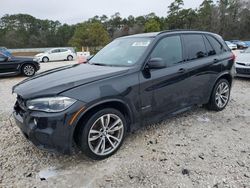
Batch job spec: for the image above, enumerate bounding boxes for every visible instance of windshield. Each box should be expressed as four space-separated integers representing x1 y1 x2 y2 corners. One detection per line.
89 37 152 67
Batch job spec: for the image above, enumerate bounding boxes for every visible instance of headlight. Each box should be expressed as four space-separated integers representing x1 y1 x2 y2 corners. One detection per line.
26 96 77 112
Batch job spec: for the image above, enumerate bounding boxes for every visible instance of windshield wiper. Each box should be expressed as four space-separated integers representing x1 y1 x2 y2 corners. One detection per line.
89 62 108 66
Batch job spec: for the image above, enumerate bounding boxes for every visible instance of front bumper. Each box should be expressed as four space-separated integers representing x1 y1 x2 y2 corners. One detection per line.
13 99 85 154
33 57 42 62
235 64 250 78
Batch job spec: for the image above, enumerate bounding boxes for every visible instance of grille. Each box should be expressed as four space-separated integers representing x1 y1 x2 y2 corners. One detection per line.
236 68 250 75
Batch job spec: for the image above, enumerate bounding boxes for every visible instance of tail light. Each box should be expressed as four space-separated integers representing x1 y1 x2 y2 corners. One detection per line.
231 53 236 63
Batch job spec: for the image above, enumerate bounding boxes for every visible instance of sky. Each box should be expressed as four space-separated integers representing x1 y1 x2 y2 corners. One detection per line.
1 0 204 24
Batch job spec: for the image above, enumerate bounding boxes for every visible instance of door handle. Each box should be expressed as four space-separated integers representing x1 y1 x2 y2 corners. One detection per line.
178 68 186 73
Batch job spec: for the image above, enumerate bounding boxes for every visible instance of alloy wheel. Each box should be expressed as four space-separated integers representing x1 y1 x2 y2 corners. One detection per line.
215 82 230 108
88 114 124 156
68 56 73 61
23 65 35 76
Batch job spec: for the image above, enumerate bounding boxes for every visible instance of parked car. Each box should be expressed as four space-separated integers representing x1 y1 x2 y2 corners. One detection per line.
235 48 250 78
0 46 12 57
13 30 235 160
34 48 76 63
243 41 250 47
0 52 40 77
225 41 237 50
230 40 248 49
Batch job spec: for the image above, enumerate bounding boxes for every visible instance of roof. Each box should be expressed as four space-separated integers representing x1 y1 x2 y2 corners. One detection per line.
122 30 218 38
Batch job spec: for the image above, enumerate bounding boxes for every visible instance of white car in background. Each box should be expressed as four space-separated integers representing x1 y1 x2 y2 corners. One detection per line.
225 41 237 50
235 48 250 78
34 48 76 63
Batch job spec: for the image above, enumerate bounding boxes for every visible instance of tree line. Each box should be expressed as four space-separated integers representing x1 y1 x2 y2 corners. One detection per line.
0 0 249 50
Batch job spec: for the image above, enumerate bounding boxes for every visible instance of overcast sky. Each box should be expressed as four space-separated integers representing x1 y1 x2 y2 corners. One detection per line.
1 0 203 24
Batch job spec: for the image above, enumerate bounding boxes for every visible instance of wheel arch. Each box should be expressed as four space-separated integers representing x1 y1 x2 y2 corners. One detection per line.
215 73 233 86
20 62 36 72
207 72 233 104
72 99 133 144
42 56 49 62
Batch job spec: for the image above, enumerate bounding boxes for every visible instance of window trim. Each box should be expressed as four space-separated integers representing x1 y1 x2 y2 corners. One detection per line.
205 34 226 55
202 34 216 57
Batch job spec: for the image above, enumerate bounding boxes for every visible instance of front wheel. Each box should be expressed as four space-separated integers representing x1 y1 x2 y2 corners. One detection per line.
67 55 73 61
206 79 231 111
77 108 127 160
22 64 36 77
42 57 49 63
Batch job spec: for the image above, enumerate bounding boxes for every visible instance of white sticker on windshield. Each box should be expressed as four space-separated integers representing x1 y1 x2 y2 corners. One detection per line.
127 60 133 64
132 41 150 47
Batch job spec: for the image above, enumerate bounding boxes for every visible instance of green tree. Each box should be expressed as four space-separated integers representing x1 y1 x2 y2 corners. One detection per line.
197 0 215 31
144 19 161 32
69 22 110 50
167 0 184 29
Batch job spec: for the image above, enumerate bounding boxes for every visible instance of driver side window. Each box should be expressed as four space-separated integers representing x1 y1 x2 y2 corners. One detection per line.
51 49 59 53
150 35 183 67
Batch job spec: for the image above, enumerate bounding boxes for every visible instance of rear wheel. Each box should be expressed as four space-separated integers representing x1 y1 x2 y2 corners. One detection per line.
22 64 36 77
206 79 231 111
77 108 127 160
42 57 49 63
67 55 73 61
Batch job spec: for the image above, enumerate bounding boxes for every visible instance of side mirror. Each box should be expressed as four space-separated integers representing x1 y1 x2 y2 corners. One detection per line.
147 58 166 69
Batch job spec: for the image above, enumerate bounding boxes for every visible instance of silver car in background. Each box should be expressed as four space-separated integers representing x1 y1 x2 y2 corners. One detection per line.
225 41 237 50
34 48 76 63
235 48 250 78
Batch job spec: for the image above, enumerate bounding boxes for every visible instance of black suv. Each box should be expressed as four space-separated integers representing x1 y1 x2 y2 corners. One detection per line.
0 53 40 77
13 30 235 160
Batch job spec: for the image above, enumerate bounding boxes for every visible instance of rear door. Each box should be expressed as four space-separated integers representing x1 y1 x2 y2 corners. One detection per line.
59 49 68 60
181 34 221 105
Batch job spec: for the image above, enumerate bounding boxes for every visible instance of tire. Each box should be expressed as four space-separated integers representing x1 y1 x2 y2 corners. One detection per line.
67 55 73 61
42 57 49 63
22 64 36 77
206 79 231 111
77 108 127 160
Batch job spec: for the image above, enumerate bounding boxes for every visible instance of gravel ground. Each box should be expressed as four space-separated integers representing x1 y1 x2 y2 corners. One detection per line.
0 61 250 188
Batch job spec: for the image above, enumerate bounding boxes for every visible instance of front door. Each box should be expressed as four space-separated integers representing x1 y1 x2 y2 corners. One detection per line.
139 35 191 123
50 49 61 61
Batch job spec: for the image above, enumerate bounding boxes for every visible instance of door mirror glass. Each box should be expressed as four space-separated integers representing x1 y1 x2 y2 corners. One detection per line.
147 58 166 69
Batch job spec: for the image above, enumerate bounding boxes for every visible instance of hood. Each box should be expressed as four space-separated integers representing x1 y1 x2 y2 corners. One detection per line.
11 56 34 61
236 53 250 63
13 64 130 99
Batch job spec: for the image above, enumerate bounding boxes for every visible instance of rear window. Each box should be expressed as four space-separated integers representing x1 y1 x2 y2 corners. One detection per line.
60 49 68 52
183 34 207 61
203 36 216 56
206 35 225 54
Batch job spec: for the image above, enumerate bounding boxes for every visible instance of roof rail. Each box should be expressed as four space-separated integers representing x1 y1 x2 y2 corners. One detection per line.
157 29 210 35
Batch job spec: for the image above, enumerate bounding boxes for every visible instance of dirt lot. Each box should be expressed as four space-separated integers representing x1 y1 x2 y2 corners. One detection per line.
0 61 250 188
